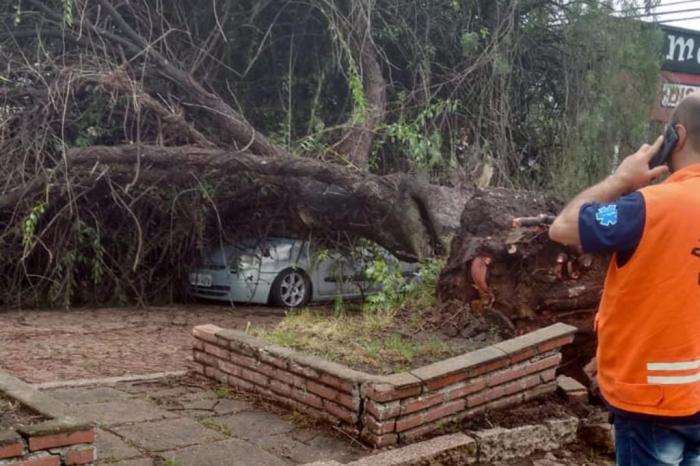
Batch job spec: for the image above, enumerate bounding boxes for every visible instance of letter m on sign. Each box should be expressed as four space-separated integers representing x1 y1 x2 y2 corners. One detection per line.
666 35 695 62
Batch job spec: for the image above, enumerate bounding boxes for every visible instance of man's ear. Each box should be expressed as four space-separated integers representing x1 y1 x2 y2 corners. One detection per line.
675 124 688 152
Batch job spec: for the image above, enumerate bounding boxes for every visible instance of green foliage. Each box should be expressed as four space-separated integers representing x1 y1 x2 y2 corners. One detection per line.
380 99 459 172
21 200 47 255
161 458 182 466
555 11 663 196
199 418 232 436
347 58 367 123
63 0 73 27
365 257 444 312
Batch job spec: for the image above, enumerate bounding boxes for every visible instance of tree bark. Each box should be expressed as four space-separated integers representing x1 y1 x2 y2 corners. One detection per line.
332 1 387 168
66 144 471 261
437 188 607 320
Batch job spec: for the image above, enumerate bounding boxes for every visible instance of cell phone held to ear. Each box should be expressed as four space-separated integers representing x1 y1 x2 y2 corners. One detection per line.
649 125 679 169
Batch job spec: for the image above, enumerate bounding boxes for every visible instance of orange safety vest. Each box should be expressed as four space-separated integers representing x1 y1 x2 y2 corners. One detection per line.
597 163 700 417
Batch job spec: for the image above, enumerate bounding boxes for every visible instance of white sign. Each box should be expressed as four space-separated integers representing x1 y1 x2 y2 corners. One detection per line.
661 82 700 108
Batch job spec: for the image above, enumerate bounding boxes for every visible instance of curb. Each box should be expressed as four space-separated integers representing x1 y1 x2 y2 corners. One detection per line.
302 415 579 466
31 371 188 390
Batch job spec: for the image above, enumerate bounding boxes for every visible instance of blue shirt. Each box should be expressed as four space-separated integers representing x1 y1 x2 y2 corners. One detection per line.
579 192 645 267
579 191 700 422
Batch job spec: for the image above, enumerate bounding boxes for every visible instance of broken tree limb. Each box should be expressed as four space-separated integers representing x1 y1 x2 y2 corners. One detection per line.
66 144 471 261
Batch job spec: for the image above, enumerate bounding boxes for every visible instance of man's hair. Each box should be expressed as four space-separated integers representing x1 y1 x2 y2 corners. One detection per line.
671 94 700 152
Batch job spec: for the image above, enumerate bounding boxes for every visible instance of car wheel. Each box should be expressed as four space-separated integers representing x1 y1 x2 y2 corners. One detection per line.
270 268 311 308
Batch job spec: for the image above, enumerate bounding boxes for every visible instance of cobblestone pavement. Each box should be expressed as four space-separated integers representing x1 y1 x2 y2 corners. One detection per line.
42 375 368 466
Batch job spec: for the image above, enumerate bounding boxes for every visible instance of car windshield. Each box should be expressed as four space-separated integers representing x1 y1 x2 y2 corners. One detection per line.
205 239 294 267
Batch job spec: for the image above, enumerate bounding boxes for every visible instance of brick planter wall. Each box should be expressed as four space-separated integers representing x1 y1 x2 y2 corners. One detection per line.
0 373 96 466
193 322 576 447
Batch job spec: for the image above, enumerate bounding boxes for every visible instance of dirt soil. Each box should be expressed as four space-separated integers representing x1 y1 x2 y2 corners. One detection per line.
0 304 284 383
0 393 48 429
460 393 595 431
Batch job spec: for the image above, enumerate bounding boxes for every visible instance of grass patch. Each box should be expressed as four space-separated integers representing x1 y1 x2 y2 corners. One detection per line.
253 307 457 373
212 387 230 399
160 458 182 466
199 418 232 436
252 258 470 374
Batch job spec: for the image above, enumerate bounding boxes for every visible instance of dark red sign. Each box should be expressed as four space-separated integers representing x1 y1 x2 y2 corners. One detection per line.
653 70 700 122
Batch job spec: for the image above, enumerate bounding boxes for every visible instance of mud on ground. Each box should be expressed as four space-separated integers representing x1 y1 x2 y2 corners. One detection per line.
0 304 283 383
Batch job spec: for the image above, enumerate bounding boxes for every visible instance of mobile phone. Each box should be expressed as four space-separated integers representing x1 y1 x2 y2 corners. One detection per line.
649 125 679 169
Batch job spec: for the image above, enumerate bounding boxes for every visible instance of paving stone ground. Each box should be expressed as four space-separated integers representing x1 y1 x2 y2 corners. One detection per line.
43 375 368 466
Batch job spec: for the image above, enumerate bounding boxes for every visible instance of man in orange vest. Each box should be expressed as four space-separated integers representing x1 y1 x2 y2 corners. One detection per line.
550 93 700 466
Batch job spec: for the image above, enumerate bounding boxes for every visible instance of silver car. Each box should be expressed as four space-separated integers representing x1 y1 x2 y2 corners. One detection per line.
189 237 414 308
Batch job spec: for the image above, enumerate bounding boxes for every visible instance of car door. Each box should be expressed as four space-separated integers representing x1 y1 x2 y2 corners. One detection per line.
306 244 358 299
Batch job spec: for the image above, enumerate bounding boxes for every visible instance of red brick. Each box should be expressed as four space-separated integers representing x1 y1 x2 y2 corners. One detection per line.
323 400 356 424
362 432 398 448
424 371 468 391
269 368 306 388
468 390 525 415
291 388 324 410
64 446 97 465
540 368 557 383
365 399 401 421
269 379 292 397
528 354 562 374
258 352 288 369
337 392 357 410
250 360 305 387
510 347 538 363
468 358 511 377
238 366 269 387
307 381 340 402
0 441 23 459
399 418 448 444
363 414 396 435
486 365 530 387
289 361 320 379
538 336 574 353
7 455 60 466
500 374 541 397
445 378 487 401
227 374 255 392
319 373 355 394
365 383 422 402
401 392 445 415
193 350 217 367
395 399 465 432
465 382 557 418
217 360 241 377
204 343 230 360
248 361 275 379
192 364 204 375
192 339 205 351
204 366 228 384
28 429 95 451
467 386 505 408
193 324 221 344
524 381 557 401
230 352 257 368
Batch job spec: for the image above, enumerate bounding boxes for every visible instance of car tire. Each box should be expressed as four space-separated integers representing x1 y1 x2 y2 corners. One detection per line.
270 268 312 308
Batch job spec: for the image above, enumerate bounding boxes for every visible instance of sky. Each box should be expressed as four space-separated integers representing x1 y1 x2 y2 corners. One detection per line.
635 0 700 31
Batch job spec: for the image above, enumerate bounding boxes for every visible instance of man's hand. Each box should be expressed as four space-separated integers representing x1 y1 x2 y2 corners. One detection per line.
549 135 669 247
612 136 669 193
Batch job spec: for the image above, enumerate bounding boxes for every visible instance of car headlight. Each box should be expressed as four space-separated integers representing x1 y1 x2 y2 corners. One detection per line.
238 254 257 269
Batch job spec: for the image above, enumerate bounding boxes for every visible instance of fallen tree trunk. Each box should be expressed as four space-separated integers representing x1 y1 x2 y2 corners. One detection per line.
66 144 472 261
437 188 608 321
